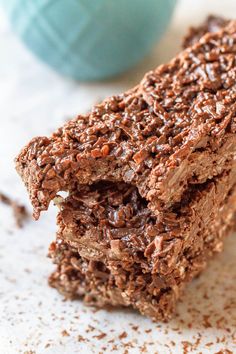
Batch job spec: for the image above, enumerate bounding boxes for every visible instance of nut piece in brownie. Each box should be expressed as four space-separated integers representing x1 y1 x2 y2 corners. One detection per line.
16 21 236 321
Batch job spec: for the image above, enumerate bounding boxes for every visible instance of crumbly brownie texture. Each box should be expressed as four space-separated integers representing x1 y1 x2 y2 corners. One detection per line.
16 21 236 321
49 167 236 321
49 187 236 321
55 164 236 265
16 21 236 219
182 15 230 49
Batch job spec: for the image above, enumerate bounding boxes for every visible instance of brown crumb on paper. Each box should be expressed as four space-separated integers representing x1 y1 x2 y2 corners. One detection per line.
118 331 128 340
93 332 107 340
61 329 70 337
0 191 29 228
78 335 87 342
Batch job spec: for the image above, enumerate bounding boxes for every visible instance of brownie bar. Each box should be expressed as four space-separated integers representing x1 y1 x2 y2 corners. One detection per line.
16 21 236 219
48 166 236 320
16 20 236 321
49 186 236 322
56 165 236 264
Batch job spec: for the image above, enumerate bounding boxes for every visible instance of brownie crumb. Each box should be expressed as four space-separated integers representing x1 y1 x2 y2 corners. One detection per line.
118 331 128 340
93 332 107 340
131 325 139 331
61 329 70 337
0 191 29 228
77 335 87 342
145 329 152 333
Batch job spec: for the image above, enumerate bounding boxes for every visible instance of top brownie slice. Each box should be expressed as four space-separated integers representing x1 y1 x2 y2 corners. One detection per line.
16 22 236 219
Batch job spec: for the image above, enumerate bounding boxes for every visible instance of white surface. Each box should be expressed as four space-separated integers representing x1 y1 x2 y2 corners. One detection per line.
0 1 236 353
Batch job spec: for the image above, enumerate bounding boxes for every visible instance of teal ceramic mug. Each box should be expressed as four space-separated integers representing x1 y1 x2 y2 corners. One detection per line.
2 0 177 80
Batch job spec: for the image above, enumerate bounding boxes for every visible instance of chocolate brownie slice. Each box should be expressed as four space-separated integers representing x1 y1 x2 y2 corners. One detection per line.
48 166 236 320
16 21 236 321
16 21 236 219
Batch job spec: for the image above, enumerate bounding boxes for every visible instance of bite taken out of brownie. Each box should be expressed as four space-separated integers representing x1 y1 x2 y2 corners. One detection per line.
16 20 236 321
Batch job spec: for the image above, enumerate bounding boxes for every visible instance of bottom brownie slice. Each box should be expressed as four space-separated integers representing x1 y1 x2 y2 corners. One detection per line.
48 168 236 321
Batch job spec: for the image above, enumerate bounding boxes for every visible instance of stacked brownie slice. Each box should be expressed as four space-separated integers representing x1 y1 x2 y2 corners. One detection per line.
16 19 236 321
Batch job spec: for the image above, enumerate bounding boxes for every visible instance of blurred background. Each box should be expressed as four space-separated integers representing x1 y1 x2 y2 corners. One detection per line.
2 0 177 81
0 0 235 353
